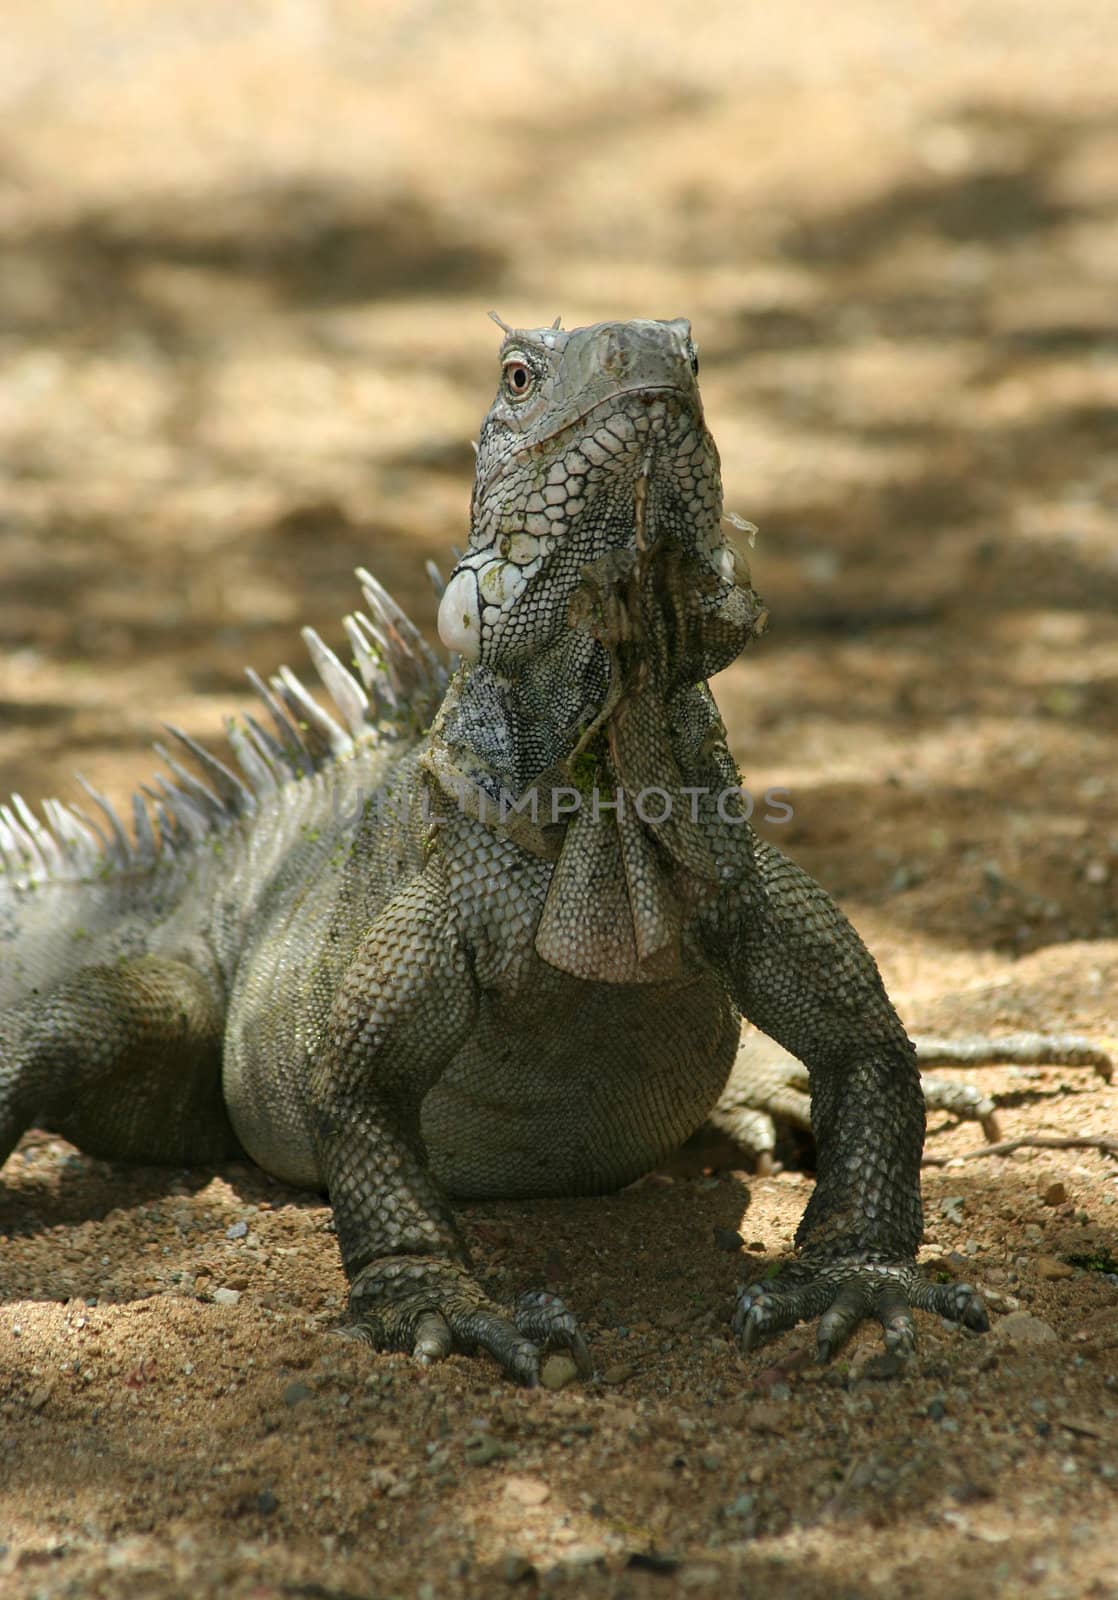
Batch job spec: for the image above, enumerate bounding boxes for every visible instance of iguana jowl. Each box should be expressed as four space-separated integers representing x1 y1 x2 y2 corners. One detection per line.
2 318 1107 1382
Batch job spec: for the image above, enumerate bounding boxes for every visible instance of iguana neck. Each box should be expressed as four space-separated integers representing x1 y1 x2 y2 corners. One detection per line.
422 544 767 894
432 545 765 791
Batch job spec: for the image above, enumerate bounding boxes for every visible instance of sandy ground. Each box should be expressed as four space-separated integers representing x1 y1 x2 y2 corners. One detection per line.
1 2 1117 1596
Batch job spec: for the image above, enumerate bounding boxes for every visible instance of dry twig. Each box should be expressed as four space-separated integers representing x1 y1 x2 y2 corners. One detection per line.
924 1134 1118 1167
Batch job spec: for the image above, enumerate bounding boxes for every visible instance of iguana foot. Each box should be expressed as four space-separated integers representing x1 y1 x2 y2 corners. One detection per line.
348 1257 590 1385
919 1074 999 1141
733 1261 988 1362
713 1031 1005 1170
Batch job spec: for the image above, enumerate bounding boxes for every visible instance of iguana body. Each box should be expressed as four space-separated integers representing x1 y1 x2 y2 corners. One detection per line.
1 319 1105 1381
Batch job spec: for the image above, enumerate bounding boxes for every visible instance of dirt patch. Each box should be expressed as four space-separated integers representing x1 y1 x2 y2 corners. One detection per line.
2 4 1117 1597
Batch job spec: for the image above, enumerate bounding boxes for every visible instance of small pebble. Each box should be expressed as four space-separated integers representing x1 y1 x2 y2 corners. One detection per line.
561 1543 607 1567
504 1474 550 1506
463 1432 510 1467
627 1551 681 1573
858 1351 910 1382
212 1287 241 1306
746 1402 786 1433
226 1220 249 1239
952 1480 993 1504
679 1564 721 1589
282 1381 313 1407
713 1227 743 1253
1041 1182 1068 1207
992 1311 1058 1345
539 1354 579 1391
1035 1256 1074 1281
601 1363 636 1386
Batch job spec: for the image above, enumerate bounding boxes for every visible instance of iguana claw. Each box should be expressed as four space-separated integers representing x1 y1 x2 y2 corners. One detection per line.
733 1262 988 1362
348 1258 589 1385
515 1289 593 1376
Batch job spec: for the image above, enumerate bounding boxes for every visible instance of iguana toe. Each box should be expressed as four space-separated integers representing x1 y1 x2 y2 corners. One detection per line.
515 1289 593 1376
411 1311 453 1365
733 1262 988 1362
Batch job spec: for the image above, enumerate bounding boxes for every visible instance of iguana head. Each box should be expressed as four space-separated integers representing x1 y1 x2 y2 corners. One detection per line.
438 318 745 674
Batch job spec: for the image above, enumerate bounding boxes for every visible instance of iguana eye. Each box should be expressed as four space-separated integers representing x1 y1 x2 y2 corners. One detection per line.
502 357 535 400
688 344 700 376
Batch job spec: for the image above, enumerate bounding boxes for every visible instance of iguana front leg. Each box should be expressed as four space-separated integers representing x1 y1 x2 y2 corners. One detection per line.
307 870 588 1385
708 838 988 1360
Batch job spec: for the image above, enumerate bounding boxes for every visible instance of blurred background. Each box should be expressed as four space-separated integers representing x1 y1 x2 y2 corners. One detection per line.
2 0 1116 977
1 12 1117 1592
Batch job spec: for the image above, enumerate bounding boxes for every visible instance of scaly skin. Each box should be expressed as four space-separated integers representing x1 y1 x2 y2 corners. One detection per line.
4 317 1104 1381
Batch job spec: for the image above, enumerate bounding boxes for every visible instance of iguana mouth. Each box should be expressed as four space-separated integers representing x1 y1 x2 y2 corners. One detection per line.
474 382 701 489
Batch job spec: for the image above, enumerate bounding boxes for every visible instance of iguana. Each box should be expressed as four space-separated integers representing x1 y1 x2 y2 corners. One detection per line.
1 317 1109 1384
